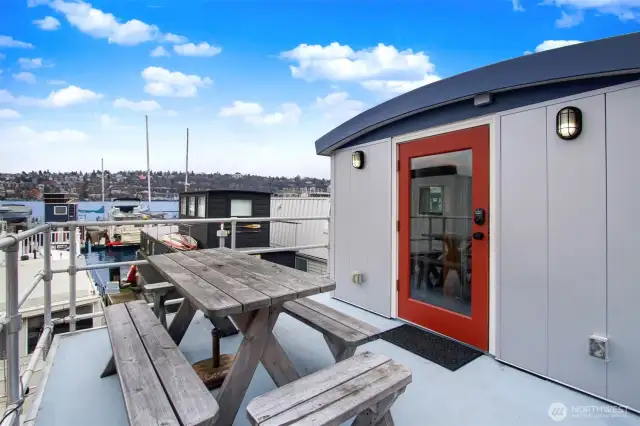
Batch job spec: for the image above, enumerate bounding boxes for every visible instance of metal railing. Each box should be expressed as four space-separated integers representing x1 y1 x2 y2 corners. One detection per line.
0 214 329 425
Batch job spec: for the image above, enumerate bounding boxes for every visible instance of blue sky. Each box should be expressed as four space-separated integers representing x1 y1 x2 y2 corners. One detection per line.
0 0 637 178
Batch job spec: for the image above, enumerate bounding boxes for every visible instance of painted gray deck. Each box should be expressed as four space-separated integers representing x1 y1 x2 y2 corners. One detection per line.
30 292 640 426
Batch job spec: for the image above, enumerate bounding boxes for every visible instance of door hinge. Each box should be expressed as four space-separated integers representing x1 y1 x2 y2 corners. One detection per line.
396 160 400 171
396 279 399 292
396 220 400 232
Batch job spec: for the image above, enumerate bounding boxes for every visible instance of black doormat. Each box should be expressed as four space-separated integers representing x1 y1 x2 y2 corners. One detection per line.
380 325 483 371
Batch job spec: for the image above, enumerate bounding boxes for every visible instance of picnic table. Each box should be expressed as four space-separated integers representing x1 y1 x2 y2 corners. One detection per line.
146 247 336 426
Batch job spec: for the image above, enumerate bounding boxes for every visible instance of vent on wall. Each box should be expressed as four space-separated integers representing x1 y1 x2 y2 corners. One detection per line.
589 335 608 361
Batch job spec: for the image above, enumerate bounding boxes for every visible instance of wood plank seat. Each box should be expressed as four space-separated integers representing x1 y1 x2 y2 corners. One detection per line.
283 297 382 362
246 352 411 426
103 300 219 426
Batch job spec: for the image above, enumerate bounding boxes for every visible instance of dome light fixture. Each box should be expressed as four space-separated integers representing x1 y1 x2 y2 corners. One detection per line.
352 150 365 169
556 106 582 140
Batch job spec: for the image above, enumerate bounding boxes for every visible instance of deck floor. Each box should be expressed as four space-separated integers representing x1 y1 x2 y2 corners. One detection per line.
28 293 640 426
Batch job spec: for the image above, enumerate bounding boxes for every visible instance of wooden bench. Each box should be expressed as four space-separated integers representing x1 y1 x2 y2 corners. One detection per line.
103 300 219 426
246 352 411 426
283 297 382 362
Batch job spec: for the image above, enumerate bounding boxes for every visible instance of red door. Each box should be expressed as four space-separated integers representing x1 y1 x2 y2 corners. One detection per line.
398 125 489 351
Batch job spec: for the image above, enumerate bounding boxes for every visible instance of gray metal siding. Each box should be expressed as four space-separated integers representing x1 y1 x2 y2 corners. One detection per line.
546 94 607 397
499 106 548 375
605 85 640 410
332 141 392 317
340 75 640 151
270 197 329 260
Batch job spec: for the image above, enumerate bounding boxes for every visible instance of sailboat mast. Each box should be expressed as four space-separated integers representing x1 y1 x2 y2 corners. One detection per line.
145 115 152 206
101 158 105 203
185 128 189 192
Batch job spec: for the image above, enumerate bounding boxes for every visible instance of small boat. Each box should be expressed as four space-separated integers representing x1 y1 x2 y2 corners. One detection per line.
161 233 198 251
0 204 32 223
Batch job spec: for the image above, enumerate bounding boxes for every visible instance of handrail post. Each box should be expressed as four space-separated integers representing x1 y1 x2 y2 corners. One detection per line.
43 227 53 358
230 218 237 249
4 240 22 426
68 226 77 332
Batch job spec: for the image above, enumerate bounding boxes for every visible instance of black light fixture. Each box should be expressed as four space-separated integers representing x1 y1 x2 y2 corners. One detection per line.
352 150 365 169
556 106 582 140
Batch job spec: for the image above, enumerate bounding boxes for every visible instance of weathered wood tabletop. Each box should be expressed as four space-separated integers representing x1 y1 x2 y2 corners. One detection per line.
146 247 336 426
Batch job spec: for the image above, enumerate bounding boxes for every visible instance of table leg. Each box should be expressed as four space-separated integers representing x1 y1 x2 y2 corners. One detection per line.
215 306 279 426
167 299 196 345
232 306 300 387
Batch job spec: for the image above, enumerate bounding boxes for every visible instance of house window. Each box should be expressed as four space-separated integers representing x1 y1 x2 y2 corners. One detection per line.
419 186 443 215
295 257 308 272
180 197 187 215
197 196 206 218
53 205 68 216
230 199 252 217
188 196 196 216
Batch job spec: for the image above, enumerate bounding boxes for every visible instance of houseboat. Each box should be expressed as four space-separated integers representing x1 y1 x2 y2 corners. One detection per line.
317 32 640 412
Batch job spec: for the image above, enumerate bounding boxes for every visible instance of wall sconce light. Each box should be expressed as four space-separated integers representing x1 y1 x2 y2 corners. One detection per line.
556 106 582 140
352 150 365 169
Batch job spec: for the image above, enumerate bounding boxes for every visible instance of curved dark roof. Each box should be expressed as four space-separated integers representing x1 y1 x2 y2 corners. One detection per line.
315 32 640 154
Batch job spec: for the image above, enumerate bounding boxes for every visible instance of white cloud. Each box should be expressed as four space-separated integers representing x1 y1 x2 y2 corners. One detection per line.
525 39 583 54
314 92 366 121
33 16 61 30
219 101 263 117
361 75 441 97
113 98 161 112
555 10 585 26
173 42 222 57
48 79 68 85
0 35 34 49
546 0 640 22
0 109 20 119
164 109 178 117
13 72 37 84
100 113 117 127
512 0 525 11
0 86 102 108
281 42 440 95
18 58 46 69
219 101 301 125
141 66 212 97
162 33 187 44
45 85 103 107
150 46 170 57
49 0 159 45
10 125 90 143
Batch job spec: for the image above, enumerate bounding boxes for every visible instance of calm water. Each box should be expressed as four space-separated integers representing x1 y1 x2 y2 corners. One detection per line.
0 200 179 222
84 246 140 295
0 200 178 294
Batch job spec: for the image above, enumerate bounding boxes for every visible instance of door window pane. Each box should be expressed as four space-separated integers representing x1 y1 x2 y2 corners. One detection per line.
188 197 196 216
410 150 473 316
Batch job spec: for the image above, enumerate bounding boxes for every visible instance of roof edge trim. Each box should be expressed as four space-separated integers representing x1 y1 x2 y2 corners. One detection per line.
319 68 640 155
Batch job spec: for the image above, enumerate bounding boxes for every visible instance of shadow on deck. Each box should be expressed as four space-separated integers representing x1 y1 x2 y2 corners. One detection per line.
26 293 640 426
